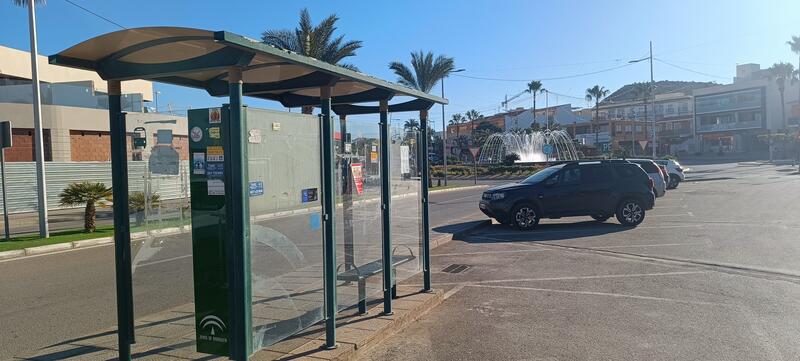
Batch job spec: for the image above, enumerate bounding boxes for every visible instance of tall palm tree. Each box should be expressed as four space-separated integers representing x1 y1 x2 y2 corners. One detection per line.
449 113 465 138
389 51 455 93
14 0 49 238
788 36 800 104
525 80 545 125
767 62 797 130
464 109 483 146
403 118 420 132
59 182 112 233
585 85 610 145
262 8 363 114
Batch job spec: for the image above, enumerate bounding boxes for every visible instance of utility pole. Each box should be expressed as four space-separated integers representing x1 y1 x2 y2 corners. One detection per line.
27 1 49 238
440 69 464 186
650 41 656 158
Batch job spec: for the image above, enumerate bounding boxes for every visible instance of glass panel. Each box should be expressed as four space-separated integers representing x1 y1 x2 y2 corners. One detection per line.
335 117 384 312
246 108 325 349
129 147 195 350
390 120 423 284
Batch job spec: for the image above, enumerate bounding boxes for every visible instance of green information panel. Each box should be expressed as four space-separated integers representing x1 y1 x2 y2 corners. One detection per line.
188 106 231 356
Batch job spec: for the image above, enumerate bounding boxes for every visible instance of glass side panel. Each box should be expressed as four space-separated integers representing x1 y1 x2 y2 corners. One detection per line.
335 117 384 312
129 153 195 351
245 108 325 350
390 121 423 284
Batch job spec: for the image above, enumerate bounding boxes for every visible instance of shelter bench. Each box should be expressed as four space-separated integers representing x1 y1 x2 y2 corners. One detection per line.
337 247 416 314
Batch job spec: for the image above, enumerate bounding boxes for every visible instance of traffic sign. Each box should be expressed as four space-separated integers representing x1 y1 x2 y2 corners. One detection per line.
542 144 554 155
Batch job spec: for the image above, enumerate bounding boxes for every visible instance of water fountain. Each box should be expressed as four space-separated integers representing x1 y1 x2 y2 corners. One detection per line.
478 130 580 163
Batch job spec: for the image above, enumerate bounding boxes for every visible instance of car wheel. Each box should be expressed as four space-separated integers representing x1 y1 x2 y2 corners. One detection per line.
667 174 680 189
591 214 610 222
616 199 645 227
511 203 539 230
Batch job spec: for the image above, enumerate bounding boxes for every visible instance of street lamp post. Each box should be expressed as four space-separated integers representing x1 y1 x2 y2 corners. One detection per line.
628 41 657 158
26 1 49 238
441 68 465 187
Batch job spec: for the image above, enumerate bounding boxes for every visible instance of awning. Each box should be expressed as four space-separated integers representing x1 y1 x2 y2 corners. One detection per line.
49 27 446 110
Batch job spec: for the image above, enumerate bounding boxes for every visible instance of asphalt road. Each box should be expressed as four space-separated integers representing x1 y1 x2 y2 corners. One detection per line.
360 161 800 361
0 182 493 360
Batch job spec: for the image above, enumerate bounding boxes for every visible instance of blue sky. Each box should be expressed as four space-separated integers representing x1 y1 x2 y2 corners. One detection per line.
2 0 799 135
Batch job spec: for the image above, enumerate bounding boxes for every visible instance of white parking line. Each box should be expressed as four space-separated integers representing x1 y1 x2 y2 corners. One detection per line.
585 242 708 249
467 284 722 306
432 248 552 257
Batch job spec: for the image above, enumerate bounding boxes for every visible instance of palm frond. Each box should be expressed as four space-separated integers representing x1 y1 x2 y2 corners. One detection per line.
12 0 46 6
389 61 418 89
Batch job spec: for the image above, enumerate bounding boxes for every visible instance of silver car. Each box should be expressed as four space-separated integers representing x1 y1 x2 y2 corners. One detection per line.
628 159 667 197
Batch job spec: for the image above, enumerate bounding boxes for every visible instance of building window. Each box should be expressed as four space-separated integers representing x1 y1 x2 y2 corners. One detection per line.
616 125 622 132
636 125 642 132
624 125 632 132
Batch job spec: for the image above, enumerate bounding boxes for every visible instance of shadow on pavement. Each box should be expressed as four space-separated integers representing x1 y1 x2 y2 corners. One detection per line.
433 220 491 241
467 220 630 243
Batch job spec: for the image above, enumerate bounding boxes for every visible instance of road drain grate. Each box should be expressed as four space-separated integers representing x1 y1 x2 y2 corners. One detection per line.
441 264 471 274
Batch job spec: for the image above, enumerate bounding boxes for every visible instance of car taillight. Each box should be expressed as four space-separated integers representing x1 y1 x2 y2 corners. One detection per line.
648 178 654 189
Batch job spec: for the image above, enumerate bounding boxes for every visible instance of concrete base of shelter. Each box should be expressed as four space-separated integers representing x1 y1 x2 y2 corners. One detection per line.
10 286 442 361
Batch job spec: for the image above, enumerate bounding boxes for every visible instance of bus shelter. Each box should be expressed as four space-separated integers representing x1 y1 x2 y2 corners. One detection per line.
49 27 446 360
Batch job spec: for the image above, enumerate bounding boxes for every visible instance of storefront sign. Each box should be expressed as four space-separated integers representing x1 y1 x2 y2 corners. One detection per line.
351 163 364 195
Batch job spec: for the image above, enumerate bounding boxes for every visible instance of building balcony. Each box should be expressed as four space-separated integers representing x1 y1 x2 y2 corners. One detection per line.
657 129 694 138
696 120 763 133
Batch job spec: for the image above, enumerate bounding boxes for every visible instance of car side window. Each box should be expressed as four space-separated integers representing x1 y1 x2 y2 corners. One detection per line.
614 165 635 178
560 168 581 185
584 165 613 182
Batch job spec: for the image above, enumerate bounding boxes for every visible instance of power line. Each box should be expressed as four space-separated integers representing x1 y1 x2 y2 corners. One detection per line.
453 62 638 82
654 58 729 80
63 0 127 30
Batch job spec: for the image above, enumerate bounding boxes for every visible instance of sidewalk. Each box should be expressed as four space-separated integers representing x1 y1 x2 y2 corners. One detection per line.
10 219 487 361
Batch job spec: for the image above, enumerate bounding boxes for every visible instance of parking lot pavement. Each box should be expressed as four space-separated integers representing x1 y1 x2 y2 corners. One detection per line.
359 162 800 361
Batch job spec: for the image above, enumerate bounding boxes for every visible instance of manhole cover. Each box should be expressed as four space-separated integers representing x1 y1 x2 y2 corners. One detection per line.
441 264 471 274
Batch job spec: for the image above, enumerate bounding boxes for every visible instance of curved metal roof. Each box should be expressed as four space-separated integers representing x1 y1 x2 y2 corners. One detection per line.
49 27 446 111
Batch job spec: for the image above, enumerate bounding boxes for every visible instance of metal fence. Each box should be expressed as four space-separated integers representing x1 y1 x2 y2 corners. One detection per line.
0 161 189 214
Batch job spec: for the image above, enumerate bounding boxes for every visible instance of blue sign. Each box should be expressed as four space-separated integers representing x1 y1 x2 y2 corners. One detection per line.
206 163 224 178
301 188 318 203
309 213 321 230
249 181 264 197
542 144 554 155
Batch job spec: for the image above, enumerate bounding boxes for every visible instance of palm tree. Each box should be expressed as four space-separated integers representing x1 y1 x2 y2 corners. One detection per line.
464 109 483 146
788 36 800 104
14 0 49 238
389 51 456 94
59 182 112 233
767 62 797 130
525 80 545 125
262 8 363 114
586 85 610 145
403 118 420 132
449 113 465 138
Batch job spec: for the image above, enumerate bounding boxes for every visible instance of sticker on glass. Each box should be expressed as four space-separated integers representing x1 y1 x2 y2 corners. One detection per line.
301 188 318 203
207 146 224 162
192 152 205 175
206 162 224 178
190 126 203 142
209 127 220 139
249 181 264 197
209 108 222 124
208 179 225 196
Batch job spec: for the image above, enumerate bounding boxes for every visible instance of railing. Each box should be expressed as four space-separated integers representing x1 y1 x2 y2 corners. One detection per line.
696 120 762 133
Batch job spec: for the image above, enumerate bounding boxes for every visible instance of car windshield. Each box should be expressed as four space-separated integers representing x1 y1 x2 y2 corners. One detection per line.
520 165 562 184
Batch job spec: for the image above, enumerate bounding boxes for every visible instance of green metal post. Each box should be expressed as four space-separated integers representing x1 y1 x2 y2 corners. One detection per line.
378 100 393 314
321 87 338 349
225 67 252 360
420 109 433 292
108 80 133 361
341 115 354 272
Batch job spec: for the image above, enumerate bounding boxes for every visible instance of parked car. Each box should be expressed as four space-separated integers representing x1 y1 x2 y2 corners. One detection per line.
627 159 667 197
655 159 686 189
479 160 655 229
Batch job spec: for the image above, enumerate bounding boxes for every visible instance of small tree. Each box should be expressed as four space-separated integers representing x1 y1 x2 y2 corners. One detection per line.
129 191 160 226
59 182 112 233
503 153 520 166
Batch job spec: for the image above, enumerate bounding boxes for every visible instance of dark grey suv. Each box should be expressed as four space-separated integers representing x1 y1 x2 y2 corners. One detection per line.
479 161 656 229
